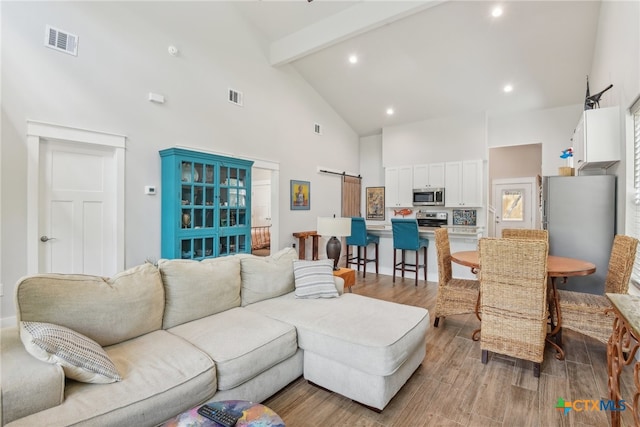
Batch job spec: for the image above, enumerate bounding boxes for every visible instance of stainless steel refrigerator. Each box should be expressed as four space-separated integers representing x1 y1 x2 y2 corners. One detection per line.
542 175 616 295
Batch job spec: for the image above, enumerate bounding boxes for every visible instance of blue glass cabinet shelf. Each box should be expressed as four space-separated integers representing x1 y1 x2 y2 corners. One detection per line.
160 148 253 259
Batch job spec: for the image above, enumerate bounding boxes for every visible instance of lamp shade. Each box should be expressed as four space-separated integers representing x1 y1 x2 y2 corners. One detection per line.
317 217 351 237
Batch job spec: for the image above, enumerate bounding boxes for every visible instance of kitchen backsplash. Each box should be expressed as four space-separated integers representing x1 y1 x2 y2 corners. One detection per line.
452 209 477 226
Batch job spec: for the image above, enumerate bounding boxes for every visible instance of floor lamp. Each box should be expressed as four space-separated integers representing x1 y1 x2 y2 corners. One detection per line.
317 217 352 270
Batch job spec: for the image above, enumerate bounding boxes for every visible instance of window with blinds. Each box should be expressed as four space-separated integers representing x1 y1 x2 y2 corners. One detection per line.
631 99 640 289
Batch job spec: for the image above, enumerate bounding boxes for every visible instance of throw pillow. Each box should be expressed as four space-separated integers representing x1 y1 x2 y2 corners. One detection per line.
20 321 122 384
240 247 298 306
293 259 339 299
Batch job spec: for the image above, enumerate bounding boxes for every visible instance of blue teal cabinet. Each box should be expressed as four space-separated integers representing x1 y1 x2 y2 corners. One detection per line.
160 148 253 259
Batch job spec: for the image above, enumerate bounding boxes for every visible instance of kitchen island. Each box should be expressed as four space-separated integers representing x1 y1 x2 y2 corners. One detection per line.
364 225 481 282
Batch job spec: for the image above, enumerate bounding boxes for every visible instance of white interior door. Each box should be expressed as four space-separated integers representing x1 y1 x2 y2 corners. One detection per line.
40 140 118 275
243 161 278 252
492 178 536 237
251 180 271 227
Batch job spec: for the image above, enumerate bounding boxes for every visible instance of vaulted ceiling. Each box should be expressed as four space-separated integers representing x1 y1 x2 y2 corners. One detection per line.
235 1 601 136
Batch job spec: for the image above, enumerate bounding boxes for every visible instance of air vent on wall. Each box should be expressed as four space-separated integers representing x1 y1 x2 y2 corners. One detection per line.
314 123 322 135
228 88 243 106
44 25 78 56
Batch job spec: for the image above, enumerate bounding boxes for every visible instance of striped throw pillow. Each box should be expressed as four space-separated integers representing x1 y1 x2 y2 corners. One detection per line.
293 259 339 299
20 321 122 384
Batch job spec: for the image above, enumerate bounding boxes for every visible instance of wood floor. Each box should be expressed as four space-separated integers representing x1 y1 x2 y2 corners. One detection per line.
263 273 637 427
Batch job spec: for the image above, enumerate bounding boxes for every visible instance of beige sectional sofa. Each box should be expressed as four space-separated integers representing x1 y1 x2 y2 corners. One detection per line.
1 248 429 426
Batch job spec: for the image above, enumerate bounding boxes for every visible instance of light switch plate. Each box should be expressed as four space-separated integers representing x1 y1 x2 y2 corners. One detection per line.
148 92 165 103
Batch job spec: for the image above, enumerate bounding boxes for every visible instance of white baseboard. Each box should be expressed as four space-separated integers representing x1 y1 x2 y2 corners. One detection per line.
1 316 17 328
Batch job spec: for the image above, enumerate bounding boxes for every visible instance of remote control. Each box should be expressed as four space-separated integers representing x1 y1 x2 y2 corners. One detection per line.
197 404 241 427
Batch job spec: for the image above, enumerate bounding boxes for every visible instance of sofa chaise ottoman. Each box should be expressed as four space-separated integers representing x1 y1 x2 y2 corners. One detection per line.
246 292 429 410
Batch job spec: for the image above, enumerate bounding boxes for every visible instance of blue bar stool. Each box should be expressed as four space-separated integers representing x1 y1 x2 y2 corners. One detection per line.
345 217 379 278
391 218 429 286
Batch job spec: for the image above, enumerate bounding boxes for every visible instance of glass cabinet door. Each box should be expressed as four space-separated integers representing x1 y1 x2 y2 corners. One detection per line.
179 160 216 258
219 165 248 229
218 164 249 256
218 234 247 256
181 237 215 259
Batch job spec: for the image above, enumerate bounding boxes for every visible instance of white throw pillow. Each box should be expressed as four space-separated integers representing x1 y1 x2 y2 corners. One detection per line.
293 259 339 299
20 321 122 384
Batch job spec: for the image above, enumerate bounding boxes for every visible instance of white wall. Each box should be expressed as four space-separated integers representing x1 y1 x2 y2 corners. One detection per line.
590 0 640 112
380 105 584 175
382 112 487 166
359 134 384 222
1 2 359 323
588 0 640 241
488 104 583 176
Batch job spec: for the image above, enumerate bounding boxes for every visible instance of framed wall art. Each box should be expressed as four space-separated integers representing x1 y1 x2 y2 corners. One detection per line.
290 180 310 210
366 186 385 220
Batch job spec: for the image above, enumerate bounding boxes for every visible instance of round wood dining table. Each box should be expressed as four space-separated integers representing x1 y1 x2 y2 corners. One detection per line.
451 250 596 360
450 251 596 278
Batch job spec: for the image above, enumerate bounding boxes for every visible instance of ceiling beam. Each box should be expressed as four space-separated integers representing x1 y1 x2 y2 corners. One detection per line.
269 1 445 66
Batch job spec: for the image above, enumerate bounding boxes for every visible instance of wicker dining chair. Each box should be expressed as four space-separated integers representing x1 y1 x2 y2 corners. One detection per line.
479 237 549 377
555 234 638 344
502 228 549 241
433 228 480 327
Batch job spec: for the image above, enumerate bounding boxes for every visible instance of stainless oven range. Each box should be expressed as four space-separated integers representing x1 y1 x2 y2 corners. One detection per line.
416 211 448 228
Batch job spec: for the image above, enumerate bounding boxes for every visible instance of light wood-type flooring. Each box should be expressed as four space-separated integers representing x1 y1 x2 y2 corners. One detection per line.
263 273 637 427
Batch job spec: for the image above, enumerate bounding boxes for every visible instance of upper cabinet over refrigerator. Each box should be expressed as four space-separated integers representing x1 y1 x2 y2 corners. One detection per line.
571 106 620 171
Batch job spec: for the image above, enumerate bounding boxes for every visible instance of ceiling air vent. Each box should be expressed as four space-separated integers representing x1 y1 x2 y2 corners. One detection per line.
45 25 78 56
314 123 322 135
228 88 243 107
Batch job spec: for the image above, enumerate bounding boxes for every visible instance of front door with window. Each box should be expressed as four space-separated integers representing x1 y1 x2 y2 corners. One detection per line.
492 178 536 237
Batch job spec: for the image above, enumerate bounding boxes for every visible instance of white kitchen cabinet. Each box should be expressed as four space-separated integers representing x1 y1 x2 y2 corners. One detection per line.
571 106 620 170
413 163 445 188
444 161 462 206
445 159 483 207
385 166 413 207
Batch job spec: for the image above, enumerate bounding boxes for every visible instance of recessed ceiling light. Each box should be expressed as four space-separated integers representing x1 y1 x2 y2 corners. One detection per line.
492 6 503 17
348 54 358 64
503 84 513 93
386 108 394 115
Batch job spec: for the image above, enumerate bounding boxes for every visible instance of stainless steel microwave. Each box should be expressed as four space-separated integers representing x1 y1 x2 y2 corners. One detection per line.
412 188 445 206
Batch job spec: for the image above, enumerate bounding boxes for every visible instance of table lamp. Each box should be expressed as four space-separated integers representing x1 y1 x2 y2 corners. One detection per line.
317 216 352 270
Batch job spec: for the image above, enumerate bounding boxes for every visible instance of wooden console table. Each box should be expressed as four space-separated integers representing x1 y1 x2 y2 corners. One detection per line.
292 231 320 260
606 293 640 427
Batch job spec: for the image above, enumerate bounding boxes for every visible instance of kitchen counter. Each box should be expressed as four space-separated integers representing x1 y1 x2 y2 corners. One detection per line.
367 225 482 237
362 225 482 281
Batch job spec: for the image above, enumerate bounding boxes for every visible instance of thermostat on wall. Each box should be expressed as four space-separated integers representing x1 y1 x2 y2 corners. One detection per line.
145 186 156 195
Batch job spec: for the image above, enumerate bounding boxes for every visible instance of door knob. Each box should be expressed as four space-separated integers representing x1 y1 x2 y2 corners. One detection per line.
40 235 56 242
